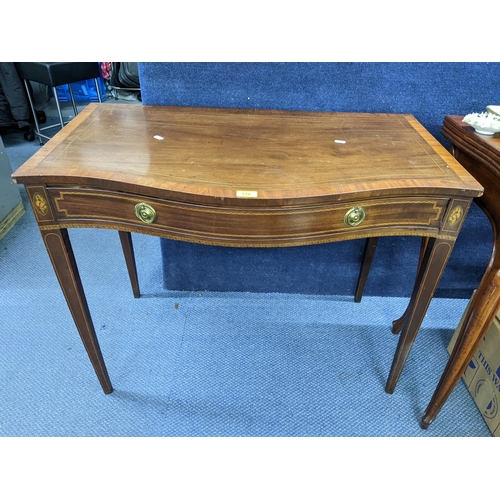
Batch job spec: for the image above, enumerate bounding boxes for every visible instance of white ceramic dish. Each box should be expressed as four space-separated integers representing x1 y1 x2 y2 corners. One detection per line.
486 105 500 116
463 112 500 135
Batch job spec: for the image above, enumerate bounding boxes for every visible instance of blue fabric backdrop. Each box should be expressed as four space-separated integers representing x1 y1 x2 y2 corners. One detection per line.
138 62 499 298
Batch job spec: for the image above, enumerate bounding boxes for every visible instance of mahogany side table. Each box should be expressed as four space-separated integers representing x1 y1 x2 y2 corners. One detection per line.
421 116 500 428
12 104 483 426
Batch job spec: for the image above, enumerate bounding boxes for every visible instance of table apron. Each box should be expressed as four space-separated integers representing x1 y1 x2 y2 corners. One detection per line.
35 187 458 246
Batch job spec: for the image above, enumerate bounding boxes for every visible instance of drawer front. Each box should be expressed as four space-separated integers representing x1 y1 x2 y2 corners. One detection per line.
48 188 448 245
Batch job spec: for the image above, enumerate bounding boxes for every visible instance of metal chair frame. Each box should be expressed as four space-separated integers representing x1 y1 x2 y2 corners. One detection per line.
23 77 102 144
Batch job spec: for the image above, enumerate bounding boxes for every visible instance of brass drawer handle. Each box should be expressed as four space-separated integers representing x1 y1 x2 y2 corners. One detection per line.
344 206 366 227
134 203 157 224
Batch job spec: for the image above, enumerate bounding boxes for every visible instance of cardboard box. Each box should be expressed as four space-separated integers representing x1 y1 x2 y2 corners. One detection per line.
448 291 500 436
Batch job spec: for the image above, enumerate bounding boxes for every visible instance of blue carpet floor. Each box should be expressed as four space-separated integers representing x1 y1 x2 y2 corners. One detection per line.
0 125 492 437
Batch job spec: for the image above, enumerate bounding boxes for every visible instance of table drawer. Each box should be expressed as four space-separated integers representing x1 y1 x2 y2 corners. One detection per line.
48 188 448 244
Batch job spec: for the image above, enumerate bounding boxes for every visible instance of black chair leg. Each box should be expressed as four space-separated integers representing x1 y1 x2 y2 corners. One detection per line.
23 80 43 145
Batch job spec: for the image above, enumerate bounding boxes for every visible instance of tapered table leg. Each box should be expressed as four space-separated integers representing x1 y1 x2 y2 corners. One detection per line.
385 237 455 394
119 231 140 298
41 227 113 394
421 265 500 428
391 237 430 334
354 237 379 303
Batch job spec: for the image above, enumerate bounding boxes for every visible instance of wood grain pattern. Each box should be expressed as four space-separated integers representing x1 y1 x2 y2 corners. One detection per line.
45 187 450 247
12 104 482 205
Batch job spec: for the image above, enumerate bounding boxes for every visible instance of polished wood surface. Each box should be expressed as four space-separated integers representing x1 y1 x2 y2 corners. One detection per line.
14 104 480 204
12 104 484 427
421 116 500 429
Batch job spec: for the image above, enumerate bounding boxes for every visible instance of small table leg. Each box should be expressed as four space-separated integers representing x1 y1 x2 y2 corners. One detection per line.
385 237 455 394
118 231 140 298
421 265 500 428
354 237 379 302
41 227 113 394
391 237 430 334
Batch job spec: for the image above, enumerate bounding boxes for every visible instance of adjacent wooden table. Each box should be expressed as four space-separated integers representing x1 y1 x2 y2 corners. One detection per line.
421 116 500 429
12 104 483 427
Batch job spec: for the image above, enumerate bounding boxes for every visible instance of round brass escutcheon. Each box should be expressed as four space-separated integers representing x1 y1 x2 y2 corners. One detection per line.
344 206 366 227
134 203 157 224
